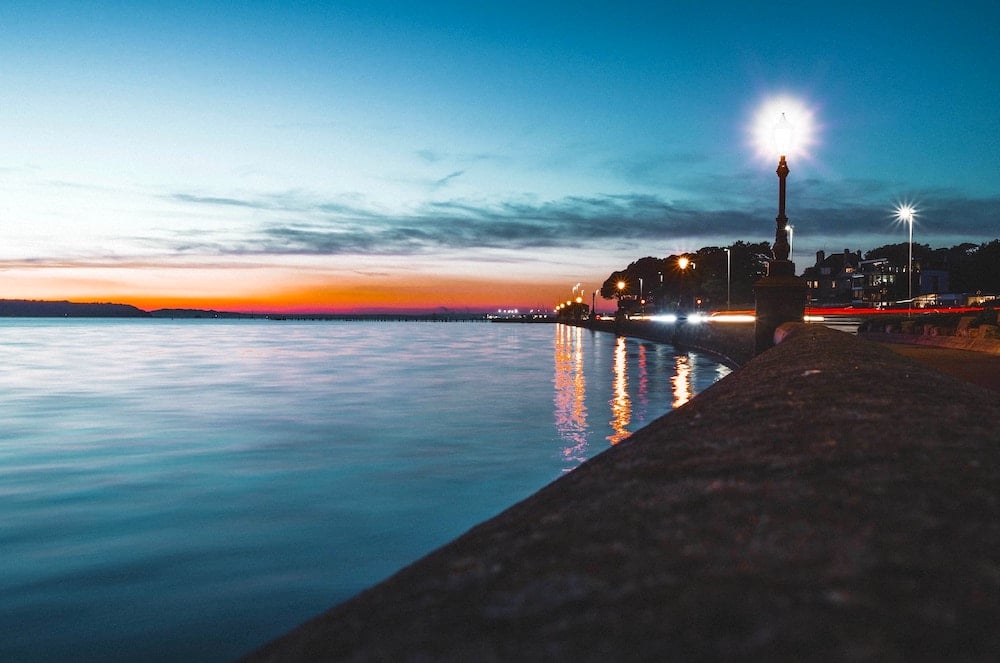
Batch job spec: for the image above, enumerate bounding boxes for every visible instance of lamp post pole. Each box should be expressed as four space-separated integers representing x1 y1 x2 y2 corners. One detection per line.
724 247 731 310
908 217 913 303
894 204 917 315
774 154 791 266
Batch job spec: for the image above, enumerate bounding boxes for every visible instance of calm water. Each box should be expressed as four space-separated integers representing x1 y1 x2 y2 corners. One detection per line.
1 319 730 662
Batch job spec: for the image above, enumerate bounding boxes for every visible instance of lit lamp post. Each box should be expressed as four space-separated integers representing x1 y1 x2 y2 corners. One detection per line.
894 203 917 306
753 110 809 353
678 257 694 310
724 247 731 310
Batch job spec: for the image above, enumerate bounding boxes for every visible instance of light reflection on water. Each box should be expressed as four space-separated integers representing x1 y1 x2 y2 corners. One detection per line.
553 324 589 465
552 324 731 456
2 319 729 662
672 354 693 408
609 335 633 444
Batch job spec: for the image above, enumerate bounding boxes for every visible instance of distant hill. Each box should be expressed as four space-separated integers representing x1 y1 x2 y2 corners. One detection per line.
0 300 490 320
148 309 261 319
0 299 150 317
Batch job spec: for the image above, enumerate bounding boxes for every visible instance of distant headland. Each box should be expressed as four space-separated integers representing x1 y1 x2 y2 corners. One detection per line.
0 299 490 321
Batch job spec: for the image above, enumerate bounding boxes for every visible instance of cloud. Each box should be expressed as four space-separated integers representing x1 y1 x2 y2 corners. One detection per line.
171 193 270 209
157 186 1000 262
432 170 465 188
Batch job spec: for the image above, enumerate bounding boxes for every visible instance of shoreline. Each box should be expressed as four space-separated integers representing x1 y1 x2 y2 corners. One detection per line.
240 323 1000 661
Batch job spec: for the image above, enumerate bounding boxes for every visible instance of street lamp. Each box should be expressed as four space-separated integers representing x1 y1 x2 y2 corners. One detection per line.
752 105 810 353
894 203 917 303
772 112 793 266
678 257 694 310
724 247 731 310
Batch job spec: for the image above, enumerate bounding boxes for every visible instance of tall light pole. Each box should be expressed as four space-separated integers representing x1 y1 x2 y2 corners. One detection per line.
787 224 794 265
894 203 917 307
724 247 731 310
678 256 694 310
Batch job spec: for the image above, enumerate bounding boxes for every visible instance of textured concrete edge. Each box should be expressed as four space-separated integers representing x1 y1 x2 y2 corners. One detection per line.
239 324 1000 662
859 330 1000 354
583 319 753 368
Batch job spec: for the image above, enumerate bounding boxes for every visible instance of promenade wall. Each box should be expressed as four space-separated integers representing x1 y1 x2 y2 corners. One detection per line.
242 323 1000 662
859 311 1000 354
587 317 755 367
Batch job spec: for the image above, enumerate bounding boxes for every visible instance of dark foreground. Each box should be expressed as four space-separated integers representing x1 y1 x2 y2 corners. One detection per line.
242 324 1000 662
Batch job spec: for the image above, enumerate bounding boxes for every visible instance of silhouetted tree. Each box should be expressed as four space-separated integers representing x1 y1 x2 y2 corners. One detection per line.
963 240 1000 294
599 241 769 311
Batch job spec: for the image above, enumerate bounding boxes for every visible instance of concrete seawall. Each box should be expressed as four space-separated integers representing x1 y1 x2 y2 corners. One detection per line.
586 318 755 368
241 323 1000 662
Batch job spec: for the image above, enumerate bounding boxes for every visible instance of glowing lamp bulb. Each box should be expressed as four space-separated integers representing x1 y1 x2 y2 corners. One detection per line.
678 257 689 270
895 204 916 224
772 112 794 158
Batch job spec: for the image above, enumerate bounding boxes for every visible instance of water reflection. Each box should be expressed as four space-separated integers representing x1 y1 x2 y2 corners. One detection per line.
672 354 692 408
553 324 588 467
553 325 733 463
608 336 633 445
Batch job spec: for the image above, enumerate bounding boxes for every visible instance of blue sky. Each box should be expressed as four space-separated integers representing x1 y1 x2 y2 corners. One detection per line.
1 1 998 311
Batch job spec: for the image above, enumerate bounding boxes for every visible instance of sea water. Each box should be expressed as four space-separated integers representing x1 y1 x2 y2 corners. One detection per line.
0 319 730 662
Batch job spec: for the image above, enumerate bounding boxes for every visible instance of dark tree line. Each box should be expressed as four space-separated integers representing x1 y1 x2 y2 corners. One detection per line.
600 241 770 310
600 238 1000 312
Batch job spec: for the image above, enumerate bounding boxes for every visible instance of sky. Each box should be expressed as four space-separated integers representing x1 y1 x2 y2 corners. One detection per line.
1 1 998 313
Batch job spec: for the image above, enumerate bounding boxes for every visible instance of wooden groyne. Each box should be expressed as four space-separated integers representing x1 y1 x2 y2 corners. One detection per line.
242 323 1000 662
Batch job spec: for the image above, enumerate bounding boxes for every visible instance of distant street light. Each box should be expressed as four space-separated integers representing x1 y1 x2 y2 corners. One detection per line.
678 257 695 310
894 203 917 304
724 247 731 310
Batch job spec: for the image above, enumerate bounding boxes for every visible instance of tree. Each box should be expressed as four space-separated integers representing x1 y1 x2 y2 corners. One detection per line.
599 241 769 311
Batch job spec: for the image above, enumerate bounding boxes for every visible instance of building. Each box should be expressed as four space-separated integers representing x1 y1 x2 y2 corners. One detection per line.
802 249 861 304
850 257 951 308
851 258 898 307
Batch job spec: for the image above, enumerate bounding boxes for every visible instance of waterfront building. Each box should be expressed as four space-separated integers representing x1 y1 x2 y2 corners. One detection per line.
802 249 861 304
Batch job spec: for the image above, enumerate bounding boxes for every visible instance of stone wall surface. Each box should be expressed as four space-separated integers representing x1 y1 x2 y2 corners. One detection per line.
587 318 755 367
241 324 1000 662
